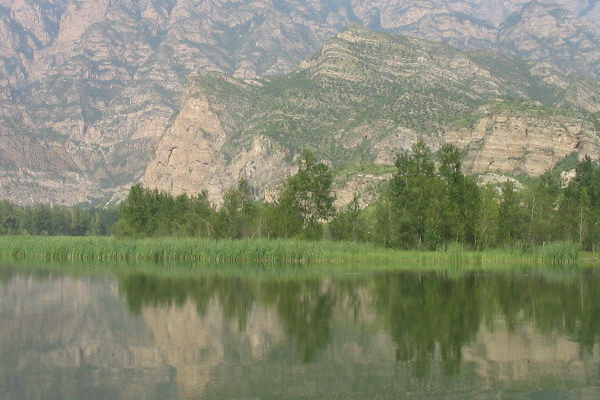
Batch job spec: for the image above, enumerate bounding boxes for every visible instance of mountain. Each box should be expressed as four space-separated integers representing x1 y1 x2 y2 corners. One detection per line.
1 0 600 205
497 2 600 82
143 26 600 206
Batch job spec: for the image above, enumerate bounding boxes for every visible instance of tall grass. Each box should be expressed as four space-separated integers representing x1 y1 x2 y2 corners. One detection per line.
0 236 588 268
536 241 580 265
0 236 396 265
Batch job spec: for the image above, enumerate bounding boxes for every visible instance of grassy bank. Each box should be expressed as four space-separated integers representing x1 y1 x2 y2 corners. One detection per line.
0 236 590 268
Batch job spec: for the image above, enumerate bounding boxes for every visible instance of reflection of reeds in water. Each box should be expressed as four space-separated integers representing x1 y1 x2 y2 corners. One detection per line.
0 236 590 270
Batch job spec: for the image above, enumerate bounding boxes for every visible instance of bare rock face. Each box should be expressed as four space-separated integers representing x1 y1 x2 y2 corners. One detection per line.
143 89 228 201
143 88 295 204
227 135 296 202
445 111 600 176
373 127 442 166
497 2 600 82
0 0 346 205
334 173 392 208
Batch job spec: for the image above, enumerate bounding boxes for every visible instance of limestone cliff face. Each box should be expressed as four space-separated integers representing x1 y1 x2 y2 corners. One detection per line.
142 90 229 202
446 111 600 176
144 97 600 207
143 87 295 203
497 2 600 82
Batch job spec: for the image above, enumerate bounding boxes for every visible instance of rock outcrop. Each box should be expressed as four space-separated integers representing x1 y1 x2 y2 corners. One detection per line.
143 86 296 204
446 110 600 176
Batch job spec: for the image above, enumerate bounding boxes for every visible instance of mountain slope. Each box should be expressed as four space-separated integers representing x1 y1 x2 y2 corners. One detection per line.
1 1 600 204
143 26 600 205
497 2 600 82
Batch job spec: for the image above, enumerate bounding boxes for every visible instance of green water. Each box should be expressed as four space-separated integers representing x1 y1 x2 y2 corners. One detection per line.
0 265 599 399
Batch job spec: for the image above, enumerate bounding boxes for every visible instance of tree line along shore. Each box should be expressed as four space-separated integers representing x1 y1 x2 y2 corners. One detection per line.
0 142 598 265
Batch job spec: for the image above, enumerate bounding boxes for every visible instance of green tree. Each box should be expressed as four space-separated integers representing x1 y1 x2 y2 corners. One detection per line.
115 184 152 237
273 151 335 239
558 156 600 250
495 181 526 247
389 141 437 248
0 200 19 234
522 171 561 245
437 144 480 247
216 179 259 239
186 191 216 237
330 195 366 242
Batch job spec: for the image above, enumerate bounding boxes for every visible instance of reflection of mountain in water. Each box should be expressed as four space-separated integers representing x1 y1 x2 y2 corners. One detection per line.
0 268 599 399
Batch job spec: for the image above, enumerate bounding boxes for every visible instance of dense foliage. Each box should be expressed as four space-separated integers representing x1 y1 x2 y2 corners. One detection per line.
370 143 480 249
113 144 600 251
0 202 117 236
115 151 336 240
2 144 600 252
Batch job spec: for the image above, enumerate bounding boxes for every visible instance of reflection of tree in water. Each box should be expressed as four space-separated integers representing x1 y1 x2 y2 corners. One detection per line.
119 274 257 330
371 272 484 376
262 279 335 362
0 266 56 286
373 270 600 376
118 270 600 376
490 270 600 353
120 273 191 313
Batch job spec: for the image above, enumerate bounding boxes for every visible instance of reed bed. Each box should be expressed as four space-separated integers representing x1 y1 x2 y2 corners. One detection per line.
537 241 580 265
0 236 588 268
0 236 392 265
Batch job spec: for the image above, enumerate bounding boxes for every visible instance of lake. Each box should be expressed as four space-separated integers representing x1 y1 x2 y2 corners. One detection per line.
0 265 599 399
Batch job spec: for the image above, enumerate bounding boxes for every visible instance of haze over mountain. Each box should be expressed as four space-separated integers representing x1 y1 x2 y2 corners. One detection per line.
1 0 600 205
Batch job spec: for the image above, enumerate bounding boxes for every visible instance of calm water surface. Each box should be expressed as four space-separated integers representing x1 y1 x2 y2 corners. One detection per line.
0 266 599 399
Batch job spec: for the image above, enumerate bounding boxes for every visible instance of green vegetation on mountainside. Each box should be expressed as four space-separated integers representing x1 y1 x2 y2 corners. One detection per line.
194 26 600 174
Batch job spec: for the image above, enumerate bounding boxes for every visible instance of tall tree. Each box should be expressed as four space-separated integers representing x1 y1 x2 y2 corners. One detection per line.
330 195 366 242
217 179 259 239
389 141 436 248
274 151 335 239
495 181 526 246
